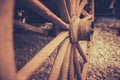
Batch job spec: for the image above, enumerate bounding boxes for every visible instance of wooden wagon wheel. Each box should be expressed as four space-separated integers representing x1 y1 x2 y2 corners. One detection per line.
17 0 94 80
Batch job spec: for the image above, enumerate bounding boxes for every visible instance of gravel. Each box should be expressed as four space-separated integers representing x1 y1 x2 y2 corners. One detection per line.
86 17 120 80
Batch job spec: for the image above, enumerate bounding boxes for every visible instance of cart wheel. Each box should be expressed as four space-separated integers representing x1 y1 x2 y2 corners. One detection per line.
17 0 94 80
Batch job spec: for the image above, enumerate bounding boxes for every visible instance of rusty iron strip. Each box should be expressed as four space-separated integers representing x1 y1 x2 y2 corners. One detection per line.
17 32 69 80
81 41 92 80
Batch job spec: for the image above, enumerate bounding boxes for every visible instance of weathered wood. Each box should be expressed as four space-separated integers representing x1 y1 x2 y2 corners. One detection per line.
69 16 92 42
73 44 82 80
22 0 69 29
75 0 80 16
81 1 94 79
76 42 87 62
14 20 52 35
0 0 17 80
82 10 89 16
56 0 70 23
77 0 88 17
75 0 89 17
81 41 92 80
91 0 95 21
49 38 69 80
61 43 71 80
17 32 69 80
83 14 93 20
89 0 94 21
109 0 115 9
66 0 76 17
68 45 75 80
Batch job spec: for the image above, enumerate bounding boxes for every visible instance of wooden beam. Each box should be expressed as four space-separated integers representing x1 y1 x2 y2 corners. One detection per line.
81 41 92 80
56 0 70 23
17 32 69 80
0 0 17 80
49 38 69 80
77 0 88 17
61 43 71 80
14 20 52 35
22 0 69 29
66 0 76 17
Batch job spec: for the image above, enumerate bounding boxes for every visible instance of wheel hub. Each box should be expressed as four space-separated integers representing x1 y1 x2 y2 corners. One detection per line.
69 16 93 44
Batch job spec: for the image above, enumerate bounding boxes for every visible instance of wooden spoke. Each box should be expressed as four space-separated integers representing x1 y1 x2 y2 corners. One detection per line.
17 32 69 80
68 45 75 80
75 0 80 16
61 43 71 80
73 44 82 80
56 0 70 23
109 0 115 9
75 0 89 17
76 42 87 62
77 0 88 17
82 10 89 16
81 41 92 80
91 0 95 21
22 0 69 29
49 38 69 80
83 14 93 20
91 0 94 17
66 0 76 17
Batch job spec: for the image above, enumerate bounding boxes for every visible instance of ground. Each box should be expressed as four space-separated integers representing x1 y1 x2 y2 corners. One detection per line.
14 16 120 80
87 17 120 80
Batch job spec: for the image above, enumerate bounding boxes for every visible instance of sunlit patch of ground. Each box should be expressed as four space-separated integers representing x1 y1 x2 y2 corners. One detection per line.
86 17 120 80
